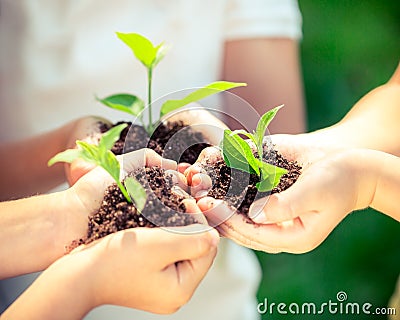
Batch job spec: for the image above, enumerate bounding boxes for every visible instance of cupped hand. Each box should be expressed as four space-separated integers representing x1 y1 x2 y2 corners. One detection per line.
60 148 187 249
64 116 112 185
162 103 228 146
69 225 219 314
189 132 364 253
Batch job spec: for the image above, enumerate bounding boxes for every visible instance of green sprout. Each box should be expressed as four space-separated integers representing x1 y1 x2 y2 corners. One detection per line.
221 105 288 192
48 123 146 211
96 32 246 134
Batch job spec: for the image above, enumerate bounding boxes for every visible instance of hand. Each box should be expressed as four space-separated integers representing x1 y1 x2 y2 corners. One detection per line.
3 226 219 319
188 133 359 253
59 148 180 252
77 226 219 314
64 116 112 185
162 103 228 146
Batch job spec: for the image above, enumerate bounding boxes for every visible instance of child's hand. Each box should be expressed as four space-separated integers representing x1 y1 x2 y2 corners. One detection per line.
75 226 219 314
3 225 219 318
64 115 112 185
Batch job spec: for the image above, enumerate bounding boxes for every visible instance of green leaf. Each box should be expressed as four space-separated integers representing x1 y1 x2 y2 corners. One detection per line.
99 123 128 151
153 42 168 67
47 149 83 166
160 81 247 117
100 150 121 183
256 160 288 192
230 129 257 147
76 141 99 162
96 94 145 117
255 105 283 149
116 32 164 68
125 177 147 213
221 129 259 175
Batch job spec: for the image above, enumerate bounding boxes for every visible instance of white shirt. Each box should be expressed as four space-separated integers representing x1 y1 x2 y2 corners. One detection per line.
0 1 302 319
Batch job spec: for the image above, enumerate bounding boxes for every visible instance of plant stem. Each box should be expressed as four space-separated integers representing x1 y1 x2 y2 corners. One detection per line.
147 66 153 133
117 181 132 203
257 145 264 180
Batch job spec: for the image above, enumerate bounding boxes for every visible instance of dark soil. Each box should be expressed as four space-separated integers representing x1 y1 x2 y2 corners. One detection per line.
203 144 302 216
99 121 210 164
70 167 197 248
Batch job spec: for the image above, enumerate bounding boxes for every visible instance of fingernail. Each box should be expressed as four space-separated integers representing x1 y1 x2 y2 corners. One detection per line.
194 190 209 200
171 186 191 198
249 202 268 224
162 158 177 169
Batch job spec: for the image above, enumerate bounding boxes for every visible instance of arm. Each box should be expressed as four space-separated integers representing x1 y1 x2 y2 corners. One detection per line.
0 149 177 279
0 116 107 200
197 149 400 253
222 38 306 133
1 226 219 319
0 191 86 278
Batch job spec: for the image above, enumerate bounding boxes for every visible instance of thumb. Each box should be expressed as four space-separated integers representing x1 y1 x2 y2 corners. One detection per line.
249 167 327 224
141 226 220 266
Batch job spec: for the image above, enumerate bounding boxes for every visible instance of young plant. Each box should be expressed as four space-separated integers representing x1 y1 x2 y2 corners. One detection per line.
96 32 246 134
221 105 288 192
48 123 147 212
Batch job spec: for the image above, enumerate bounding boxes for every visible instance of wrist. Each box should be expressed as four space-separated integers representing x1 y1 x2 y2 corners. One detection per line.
340 149 379 210
2 251 98 319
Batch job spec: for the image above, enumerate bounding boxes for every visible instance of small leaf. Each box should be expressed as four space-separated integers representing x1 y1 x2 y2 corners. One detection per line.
100 150 121 183
153 42 168 67
125 177 147 212
221 129 259 175
48 149 83 166
160 81 247 117
255 105 283 149
230 129 257 146
116 32 162 68
256 160 288 192
99 123 128 151
76 141 99 162
96 94 145 117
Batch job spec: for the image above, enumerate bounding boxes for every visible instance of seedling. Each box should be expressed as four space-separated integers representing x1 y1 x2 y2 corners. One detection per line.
221 105 287 192
96 32 246 134
48 123 147 211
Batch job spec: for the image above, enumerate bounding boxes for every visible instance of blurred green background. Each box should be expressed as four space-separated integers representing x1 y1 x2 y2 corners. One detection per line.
255 1 400 319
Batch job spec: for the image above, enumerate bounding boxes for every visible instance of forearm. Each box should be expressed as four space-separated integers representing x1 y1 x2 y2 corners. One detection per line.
222 38 306 133
1 253 95 320
0 121 76 200
353 149 400 221
0 190 86 278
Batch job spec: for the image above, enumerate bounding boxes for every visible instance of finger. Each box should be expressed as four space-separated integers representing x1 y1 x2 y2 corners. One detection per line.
177 163 191 174
249 165 331 224
165 170 189 192
182 199 208 225
190 173 212 196
195 146 221 164
197 197 236 228
135 227 219 266
184 163 204 186
144 149 177 170
67 159 96 185
174 245 217 299
121 149 177 175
